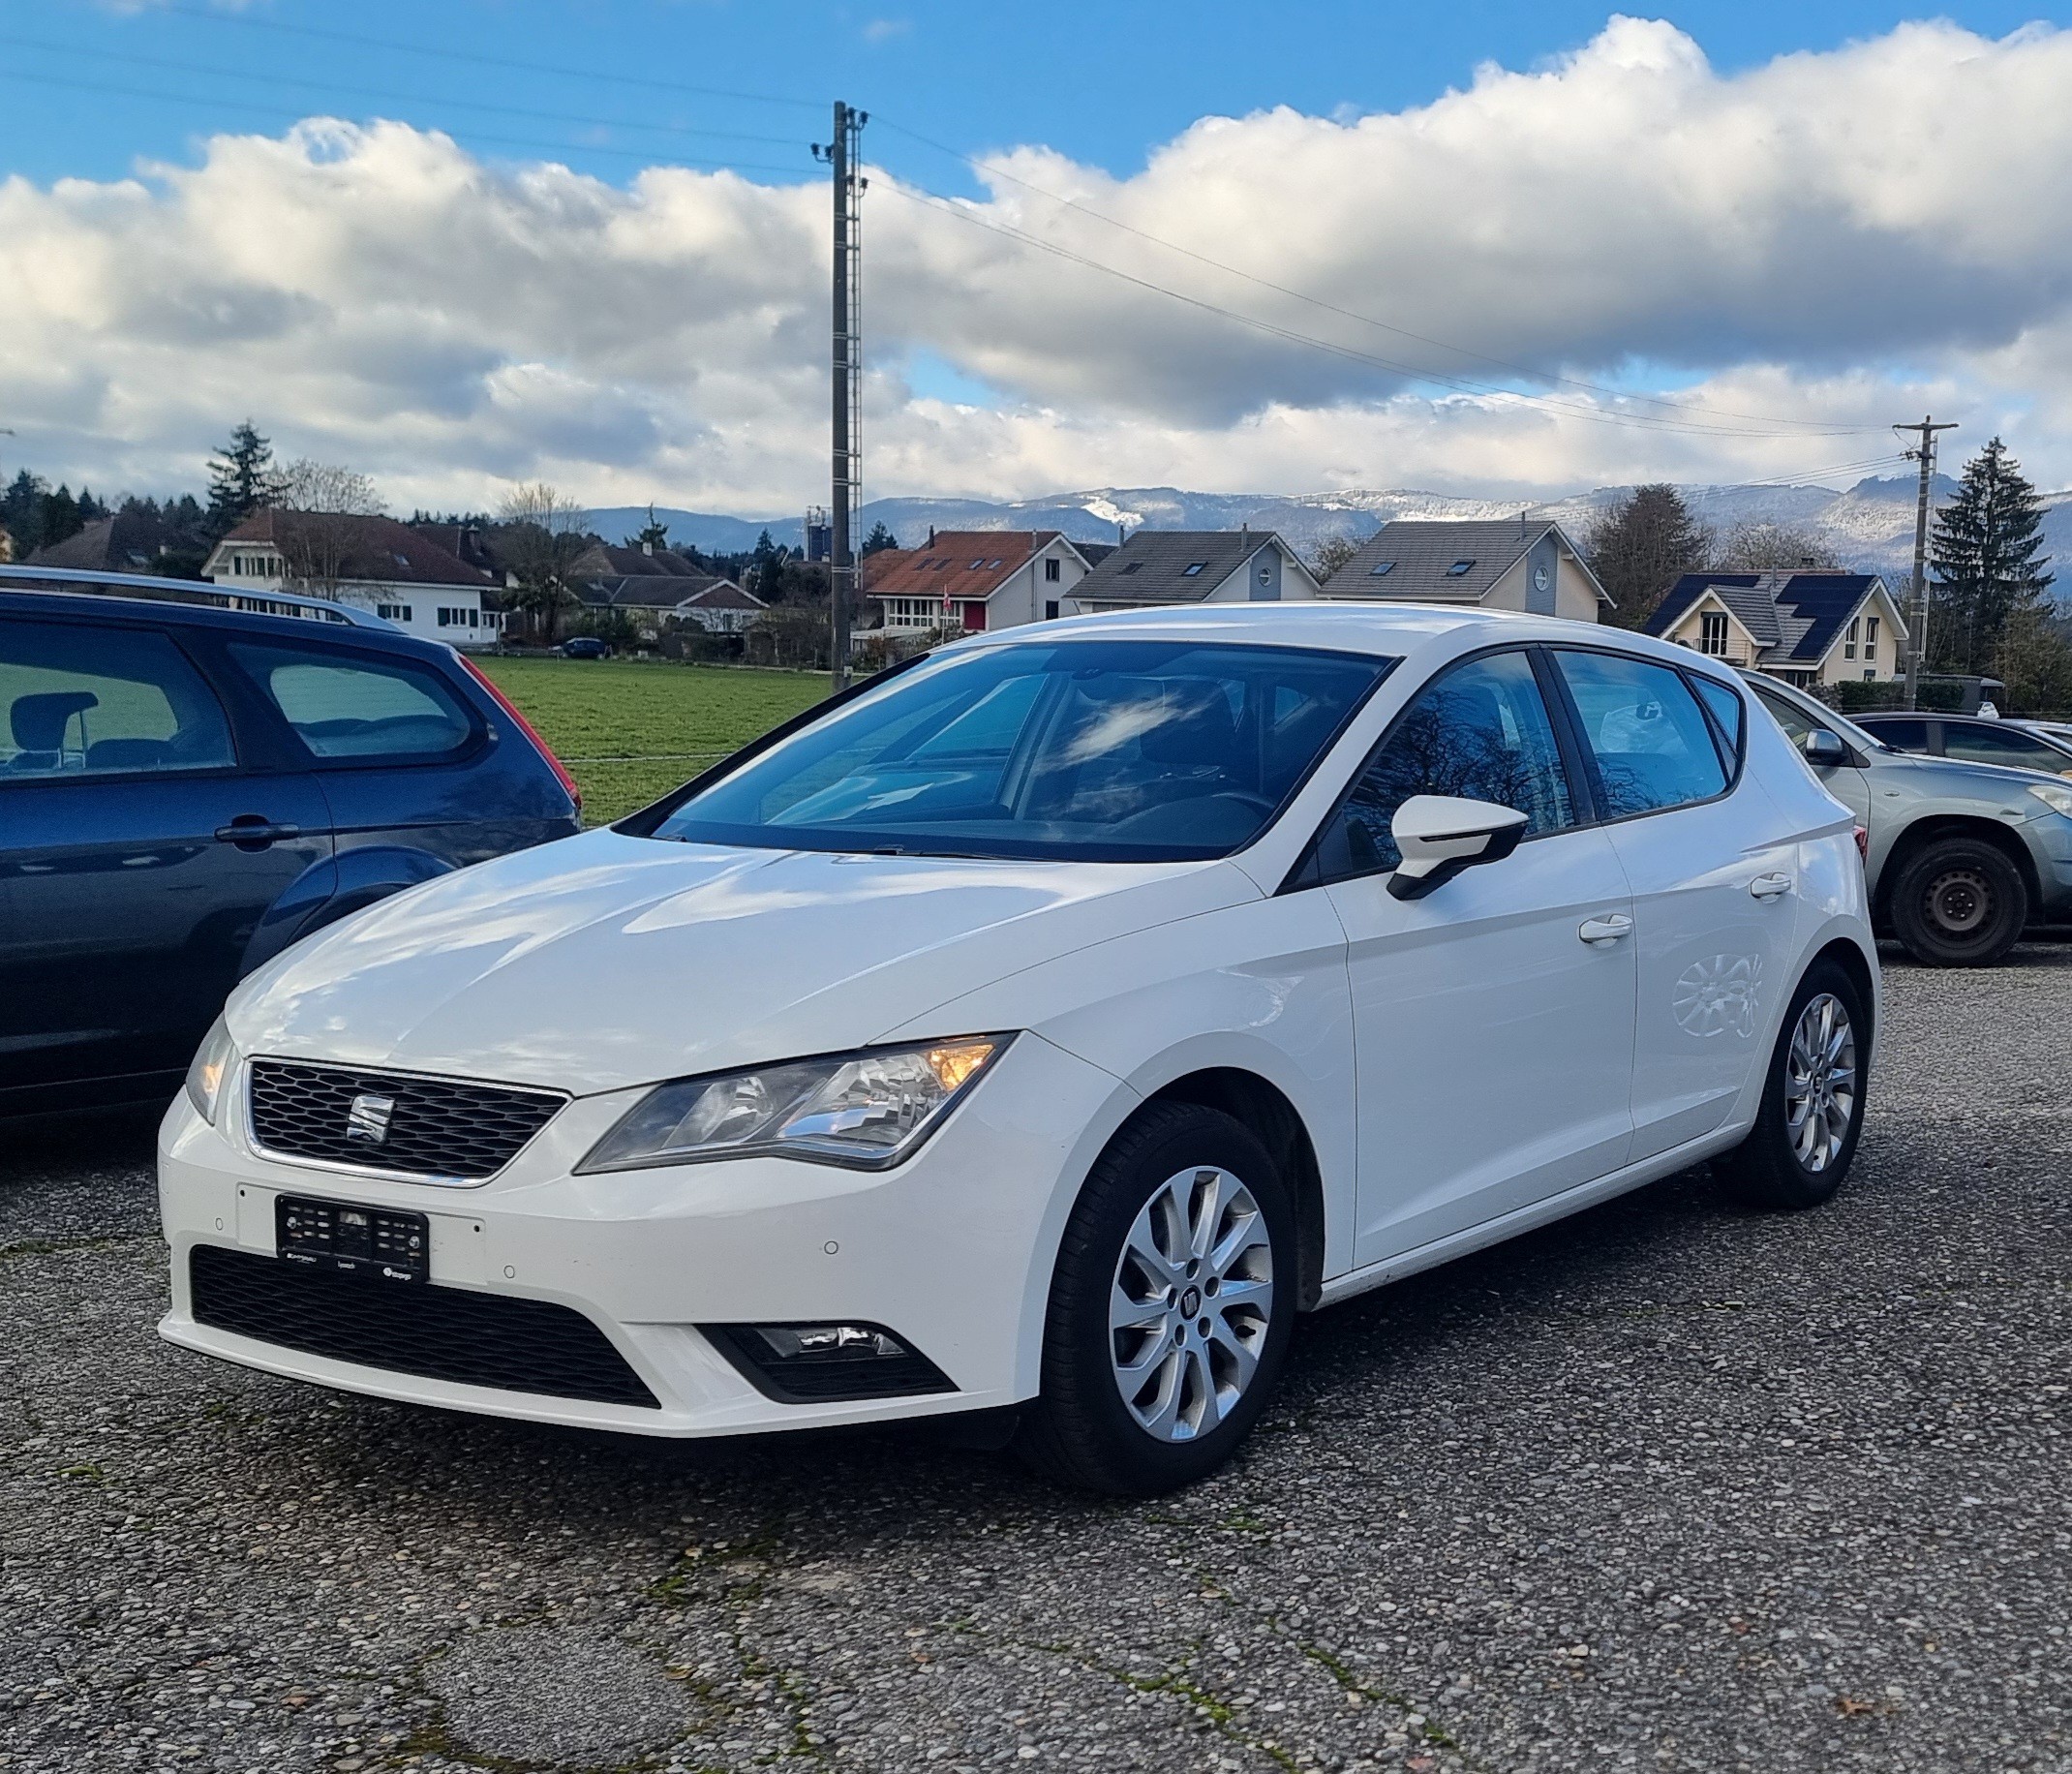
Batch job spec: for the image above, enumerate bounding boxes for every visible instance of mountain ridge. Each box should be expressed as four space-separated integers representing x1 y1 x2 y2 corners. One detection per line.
589 476 2072 588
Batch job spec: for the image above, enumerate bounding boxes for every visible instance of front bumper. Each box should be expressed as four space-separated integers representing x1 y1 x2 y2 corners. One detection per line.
157 1032 1129 1437
2025 812 2072 918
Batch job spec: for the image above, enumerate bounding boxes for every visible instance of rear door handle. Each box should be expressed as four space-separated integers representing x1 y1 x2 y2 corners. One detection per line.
1749 872 1793 900
215 817 301 849
1578 912 1633 944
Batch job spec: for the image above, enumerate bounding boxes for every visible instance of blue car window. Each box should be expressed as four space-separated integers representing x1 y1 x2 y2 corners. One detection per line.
229 643 472 760
0 620 234 780
1555 650 1728 818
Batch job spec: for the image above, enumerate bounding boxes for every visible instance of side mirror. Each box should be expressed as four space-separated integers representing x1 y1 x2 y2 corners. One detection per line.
1386 795 1529 901
1803 728 1847 767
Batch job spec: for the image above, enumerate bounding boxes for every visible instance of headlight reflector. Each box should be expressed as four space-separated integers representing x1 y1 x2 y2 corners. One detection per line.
578 1035 1012 1173
184 1016 237 1125
2026 781 2072 818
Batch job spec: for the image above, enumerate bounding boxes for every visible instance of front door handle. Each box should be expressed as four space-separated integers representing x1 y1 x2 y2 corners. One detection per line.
1749 872 1793 900
1578 912 1633 944
215 816 301 850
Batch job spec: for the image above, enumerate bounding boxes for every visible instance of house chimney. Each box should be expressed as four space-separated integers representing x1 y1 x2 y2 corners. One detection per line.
927 525 935 548
643 538 654 557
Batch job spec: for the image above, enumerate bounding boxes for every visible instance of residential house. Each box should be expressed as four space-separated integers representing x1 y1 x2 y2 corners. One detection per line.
1646 571 1909 687
25 511 193 577
866 530 1097 633
1066 529 1320 613
203 511 500 646
1320 518 1611 621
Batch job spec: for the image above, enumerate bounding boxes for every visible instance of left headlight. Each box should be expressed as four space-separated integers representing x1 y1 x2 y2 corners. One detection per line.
2027 781 2072 819
183 1016 237 1125
576 1035 1014 1174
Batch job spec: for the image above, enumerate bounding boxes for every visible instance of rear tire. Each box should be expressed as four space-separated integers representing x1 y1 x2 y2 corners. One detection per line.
1015 1103 1295 1496
1719 960 1868 1211
1889 837 2026 967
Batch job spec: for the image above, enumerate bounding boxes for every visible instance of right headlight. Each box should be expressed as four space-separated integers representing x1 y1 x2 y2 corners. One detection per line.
183 1016 237 1125
576 1035 1014 1174
2026 781 2072 819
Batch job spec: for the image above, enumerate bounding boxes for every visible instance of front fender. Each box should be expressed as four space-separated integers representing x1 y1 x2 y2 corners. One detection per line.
239 845 455 977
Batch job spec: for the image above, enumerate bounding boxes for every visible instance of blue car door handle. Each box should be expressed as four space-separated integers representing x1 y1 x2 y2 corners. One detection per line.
216 816 302 849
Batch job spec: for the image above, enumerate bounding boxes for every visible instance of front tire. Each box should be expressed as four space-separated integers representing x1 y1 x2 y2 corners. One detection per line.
1889 837 2027 967
1015 1103 1295 1496
1719 961 1868 1211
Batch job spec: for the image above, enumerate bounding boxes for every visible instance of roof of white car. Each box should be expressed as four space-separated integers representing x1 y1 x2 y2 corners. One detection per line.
950 600 1622 660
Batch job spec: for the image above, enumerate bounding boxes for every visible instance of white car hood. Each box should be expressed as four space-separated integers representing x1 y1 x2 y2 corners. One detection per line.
227 828 1260 1094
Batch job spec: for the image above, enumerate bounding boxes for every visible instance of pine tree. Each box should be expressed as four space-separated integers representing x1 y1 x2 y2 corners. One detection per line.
2 469 47 556
205 420 283 537
1929 437 2055 677
1586 484 1711 630
40 484 82 550
629 504 671 552
861 521 898 555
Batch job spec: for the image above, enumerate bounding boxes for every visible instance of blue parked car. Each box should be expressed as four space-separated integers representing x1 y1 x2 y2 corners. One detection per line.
0 572 582 1115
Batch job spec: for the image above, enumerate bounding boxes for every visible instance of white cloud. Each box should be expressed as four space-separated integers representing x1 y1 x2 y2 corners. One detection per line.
5 16 2072 514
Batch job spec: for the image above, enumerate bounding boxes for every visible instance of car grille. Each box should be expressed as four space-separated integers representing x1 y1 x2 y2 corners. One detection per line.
188 1244 659 1409
246 1058 564 1182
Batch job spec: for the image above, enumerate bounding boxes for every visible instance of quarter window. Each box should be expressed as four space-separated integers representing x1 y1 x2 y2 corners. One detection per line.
1309 650 1574 882
1688 673 1746 766
229 643 472 759
0 621 235 780
1554 651 1727 817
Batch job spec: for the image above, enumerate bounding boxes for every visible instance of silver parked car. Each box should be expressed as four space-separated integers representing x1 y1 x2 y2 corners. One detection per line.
1852 712 2072 780
1742 673 2072 965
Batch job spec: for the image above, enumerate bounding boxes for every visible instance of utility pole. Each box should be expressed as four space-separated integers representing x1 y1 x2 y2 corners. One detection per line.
1895 414 1957 710
813 103 866 690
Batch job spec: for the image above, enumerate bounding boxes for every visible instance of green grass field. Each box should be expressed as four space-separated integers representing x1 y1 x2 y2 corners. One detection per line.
474 657 830 824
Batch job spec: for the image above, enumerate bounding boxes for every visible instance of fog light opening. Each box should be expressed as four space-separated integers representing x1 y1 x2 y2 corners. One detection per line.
703 1320 956 1404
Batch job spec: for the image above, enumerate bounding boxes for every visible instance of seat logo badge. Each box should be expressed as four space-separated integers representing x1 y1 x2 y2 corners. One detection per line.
346 1092 396 1144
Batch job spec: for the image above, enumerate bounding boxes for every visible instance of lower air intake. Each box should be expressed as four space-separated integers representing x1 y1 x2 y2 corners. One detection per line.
188 1243 658 1409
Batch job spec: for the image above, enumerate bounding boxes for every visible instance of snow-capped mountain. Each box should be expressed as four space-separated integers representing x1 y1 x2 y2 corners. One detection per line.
594 475 2072 586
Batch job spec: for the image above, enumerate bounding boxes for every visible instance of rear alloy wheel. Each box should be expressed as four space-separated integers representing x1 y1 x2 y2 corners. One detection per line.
1016 1103 1295 1495
1889 837 2027 966
1719 961 1868 1210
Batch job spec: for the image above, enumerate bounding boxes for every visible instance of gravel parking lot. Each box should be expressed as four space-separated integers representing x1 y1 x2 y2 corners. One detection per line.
2 949 2067 1774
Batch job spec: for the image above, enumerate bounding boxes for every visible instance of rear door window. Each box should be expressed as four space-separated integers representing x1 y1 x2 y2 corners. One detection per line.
229 643 473 760
1 620 234 780
1554 651 1728 817
1864 718 1929 751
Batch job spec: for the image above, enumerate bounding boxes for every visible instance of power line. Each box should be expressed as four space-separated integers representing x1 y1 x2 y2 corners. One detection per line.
883 181 1879 442
0 68 812 178
872 115 1881 438
149 0 823 110
0 33 811 148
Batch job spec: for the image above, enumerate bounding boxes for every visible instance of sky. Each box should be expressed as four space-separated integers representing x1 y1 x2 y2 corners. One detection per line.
3 0 2071 519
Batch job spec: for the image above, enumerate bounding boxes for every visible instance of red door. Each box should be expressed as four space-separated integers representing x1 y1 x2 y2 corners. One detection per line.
960 601 987 631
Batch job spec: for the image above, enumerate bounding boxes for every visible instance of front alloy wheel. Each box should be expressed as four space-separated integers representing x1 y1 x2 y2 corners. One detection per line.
1109 1166 1275 1443
1018 1103 1295 1494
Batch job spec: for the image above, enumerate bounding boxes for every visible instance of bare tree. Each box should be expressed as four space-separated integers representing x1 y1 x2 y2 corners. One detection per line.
497 482 592 643
270 458 385 597
1714 520 1834 572
1308 532 1361 582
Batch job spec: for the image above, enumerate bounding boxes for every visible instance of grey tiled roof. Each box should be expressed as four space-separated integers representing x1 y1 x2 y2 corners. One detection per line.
577 572 740 610
1072 530 1279 604
1325 518 1589 602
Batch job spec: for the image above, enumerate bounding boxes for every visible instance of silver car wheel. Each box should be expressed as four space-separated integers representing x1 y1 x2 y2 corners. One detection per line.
1784 992 1857 1173
1109 1166 1274 1443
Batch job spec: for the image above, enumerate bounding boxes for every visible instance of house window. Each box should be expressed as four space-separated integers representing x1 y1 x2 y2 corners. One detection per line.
1864 668 1876 681
1698 611 1728 656
1844 618 1859 659
1044 558 1061 582
884 597 940 628
1446 559 1475 576
1045 600 1059 621
1182 562 1206 577
1865 616 1879 665
377 603 413 623
1369 562 1394 577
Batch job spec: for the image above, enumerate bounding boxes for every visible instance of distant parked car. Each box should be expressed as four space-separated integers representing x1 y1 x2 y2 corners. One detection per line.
1854 712 2072 779
1741 673 2072 964
0 575 582 1116
558 636 614 659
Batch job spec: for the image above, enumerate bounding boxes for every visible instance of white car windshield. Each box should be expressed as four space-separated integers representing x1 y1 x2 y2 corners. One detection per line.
643 639 1394 862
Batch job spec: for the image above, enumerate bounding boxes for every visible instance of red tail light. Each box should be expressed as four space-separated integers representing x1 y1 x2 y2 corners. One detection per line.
1853 824 1869 863
458 656 582 817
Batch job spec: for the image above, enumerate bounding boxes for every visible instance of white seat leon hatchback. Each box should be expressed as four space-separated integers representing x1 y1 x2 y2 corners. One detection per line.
160 605 1876 1493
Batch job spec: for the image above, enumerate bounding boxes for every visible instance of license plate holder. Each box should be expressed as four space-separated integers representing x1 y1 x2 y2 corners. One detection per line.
275 1194 429 1284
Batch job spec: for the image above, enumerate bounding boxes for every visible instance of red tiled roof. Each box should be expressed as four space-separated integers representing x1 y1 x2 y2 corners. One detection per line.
866 531 1056 600
216 510 491 587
